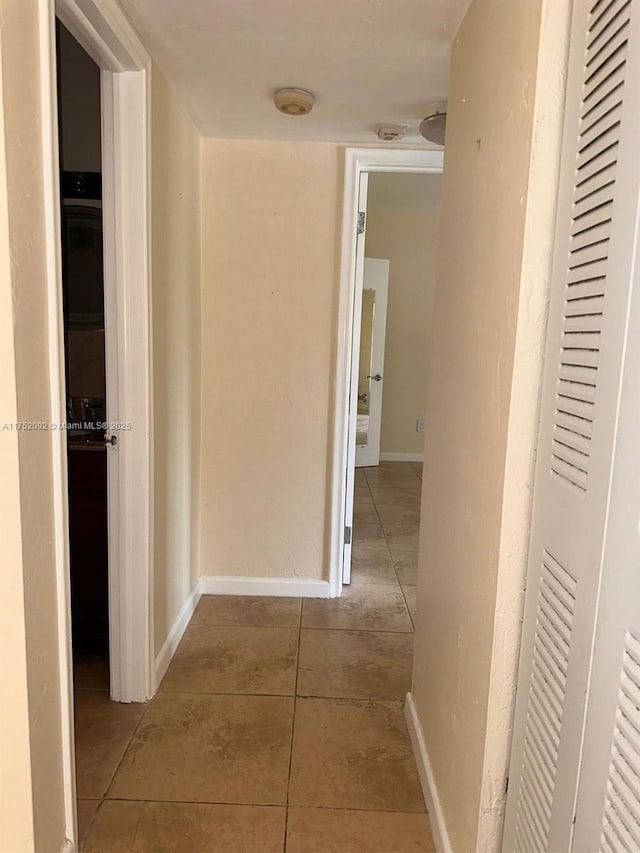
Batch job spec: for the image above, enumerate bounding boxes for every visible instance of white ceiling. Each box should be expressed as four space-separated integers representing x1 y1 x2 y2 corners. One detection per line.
368 172 442 212
120 0 472 144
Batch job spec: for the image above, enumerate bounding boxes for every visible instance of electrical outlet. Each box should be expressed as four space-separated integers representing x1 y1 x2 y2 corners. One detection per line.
416 419 425 433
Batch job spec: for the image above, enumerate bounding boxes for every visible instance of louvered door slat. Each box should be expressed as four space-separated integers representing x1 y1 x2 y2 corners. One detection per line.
569 239 609 267
503 1 639 850
571 201 613 238
576 124 620 172
523 743 554 810
585 17 630 72
580 93 622 144
565 296 604 316
587 0 631 44
581 64 625 122
570 224 610 257
558 362 598 385
591 637 640 850
581 79 623 125
572 180 615 219
574 140 619 185
567 261 607 287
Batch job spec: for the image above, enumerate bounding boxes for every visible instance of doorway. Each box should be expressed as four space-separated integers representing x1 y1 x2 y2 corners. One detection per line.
330 149 444 596
355 258 389 468
43 0 153 846
345 172 442 612
56 18 110 695
355 172 442 472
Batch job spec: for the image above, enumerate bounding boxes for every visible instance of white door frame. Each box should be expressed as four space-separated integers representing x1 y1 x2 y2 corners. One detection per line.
40 0 152 846
329 148 444 597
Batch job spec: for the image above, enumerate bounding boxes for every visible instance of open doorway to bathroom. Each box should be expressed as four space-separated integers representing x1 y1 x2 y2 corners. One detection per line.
56 21 111 692
351 171 442 624
330 148 443 617
45 3 152 845
51 8 154 844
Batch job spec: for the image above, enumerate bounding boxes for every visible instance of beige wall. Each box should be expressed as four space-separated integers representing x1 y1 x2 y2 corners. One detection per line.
151 64 202 653
0 18 36 851
199 139 341 580
365 206 439 455
0 2 66 850
474 1 572 846
409 0 561 849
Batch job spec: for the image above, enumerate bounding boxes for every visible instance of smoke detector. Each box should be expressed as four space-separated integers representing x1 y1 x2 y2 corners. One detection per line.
419 102 447 146
376 124 408 142
274 88 315 116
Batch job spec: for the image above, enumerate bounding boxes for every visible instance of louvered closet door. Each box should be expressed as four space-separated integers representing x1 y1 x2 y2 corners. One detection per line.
502 1 640 851
570 6 640 849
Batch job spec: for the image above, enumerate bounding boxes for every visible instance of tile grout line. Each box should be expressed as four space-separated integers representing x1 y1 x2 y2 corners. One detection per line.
366 476 415 632
283 602 303 852
76 692 148 850
77 798 101 851
99 794 426 814
100 702 149 802
365 463 420 631
93 688 408 705
173 623 415 637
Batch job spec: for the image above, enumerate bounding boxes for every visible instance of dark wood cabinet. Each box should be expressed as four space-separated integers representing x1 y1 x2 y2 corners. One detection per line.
68 447 108 652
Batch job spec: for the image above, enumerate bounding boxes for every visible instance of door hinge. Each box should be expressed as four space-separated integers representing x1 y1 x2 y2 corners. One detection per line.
344 526 352 545
357 211 366 234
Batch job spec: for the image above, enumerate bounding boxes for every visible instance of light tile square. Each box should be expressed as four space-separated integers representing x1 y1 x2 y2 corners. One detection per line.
77 799 100 848
302 584 412 633
83 800 286 852
289 697 425 812
354 486 374 505
350 542 398 585
393 552 419 585
192 595 301 628
108 693 293 804
353 521 385 547
377 504 421 551
286 807 435 853
353 503 379 524
297 629 413 701
160 624 298 696
82 800 142 853
369 485 422 509
74 690 145 798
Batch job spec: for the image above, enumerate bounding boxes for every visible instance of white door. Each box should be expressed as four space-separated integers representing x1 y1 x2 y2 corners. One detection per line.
502 1 640 850
570 7 640 849
342 172 368 584
356 258 390 468
570 176 640 851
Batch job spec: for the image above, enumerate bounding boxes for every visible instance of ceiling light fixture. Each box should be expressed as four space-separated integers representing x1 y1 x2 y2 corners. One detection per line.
274 88 315 116
419 102 447 145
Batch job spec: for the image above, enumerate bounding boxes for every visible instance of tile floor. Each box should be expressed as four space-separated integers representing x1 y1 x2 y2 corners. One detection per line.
75 461 432 851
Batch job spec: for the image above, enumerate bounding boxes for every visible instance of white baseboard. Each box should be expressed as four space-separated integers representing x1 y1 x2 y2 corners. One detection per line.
380 452 424 463
154 582 202 689
60 841 75 853
198 576 330 598
405 692 453 853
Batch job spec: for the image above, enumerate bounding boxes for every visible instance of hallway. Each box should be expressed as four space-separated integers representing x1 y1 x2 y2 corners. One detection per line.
75 464 431 851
